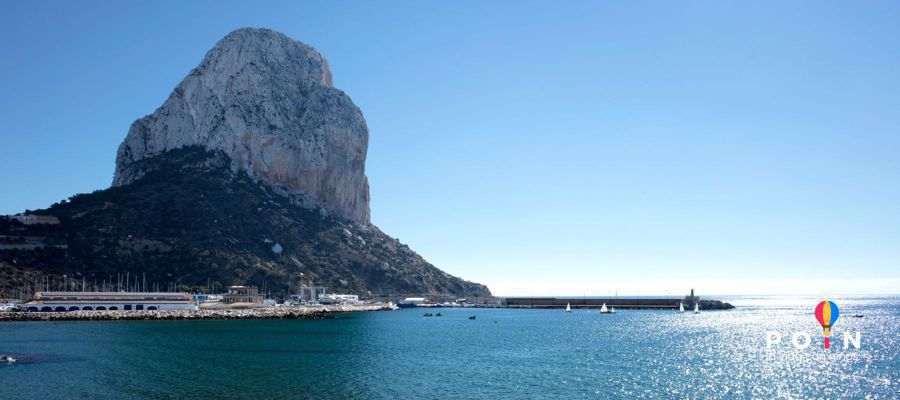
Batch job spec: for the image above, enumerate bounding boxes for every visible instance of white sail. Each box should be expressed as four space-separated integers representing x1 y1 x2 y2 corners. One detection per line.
565 303 571 312
600 303 609 313
679 302 685 313
610 306 615 313
694 303 700 314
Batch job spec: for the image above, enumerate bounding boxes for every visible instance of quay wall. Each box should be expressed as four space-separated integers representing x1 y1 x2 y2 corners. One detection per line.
502 297 727 309
0 304 397 322
505 297 682 309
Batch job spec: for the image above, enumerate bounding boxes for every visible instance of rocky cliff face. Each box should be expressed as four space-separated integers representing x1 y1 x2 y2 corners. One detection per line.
113 28 370 225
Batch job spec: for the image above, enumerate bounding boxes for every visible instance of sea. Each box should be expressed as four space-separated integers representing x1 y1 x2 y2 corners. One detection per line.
1 296 897 399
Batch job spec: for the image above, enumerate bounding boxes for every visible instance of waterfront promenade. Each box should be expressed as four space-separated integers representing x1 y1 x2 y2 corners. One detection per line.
0 303 397 322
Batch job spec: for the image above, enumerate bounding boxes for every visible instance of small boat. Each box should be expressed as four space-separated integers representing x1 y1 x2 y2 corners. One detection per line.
679 302 685 313
565 303 571 313
693 303 700 314
852 314 864 318
468 315 476 320
610 306 616 313
423 313 433 317
0 355 15 363
435 312 442 317
600 303 612 314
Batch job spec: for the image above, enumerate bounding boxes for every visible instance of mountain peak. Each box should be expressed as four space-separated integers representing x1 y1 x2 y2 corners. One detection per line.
113 28 367 224
200 27 333 87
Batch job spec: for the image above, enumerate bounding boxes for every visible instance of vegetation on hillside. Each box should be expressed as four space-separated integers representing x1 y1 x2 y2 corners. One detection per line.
0 147 490 299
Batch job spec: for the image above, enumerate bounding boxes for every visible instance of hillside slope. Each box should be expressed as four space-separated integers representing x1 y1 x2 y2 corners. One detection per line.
0 147 490 299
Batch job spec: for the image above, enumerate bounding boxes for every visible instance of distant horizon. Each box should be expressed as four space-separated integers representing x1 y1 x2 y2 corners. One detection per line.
2 2 898 295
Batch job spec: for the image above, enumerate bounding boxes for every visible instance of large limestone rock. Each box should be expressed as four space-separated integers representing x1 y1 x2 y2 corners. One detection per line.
113 28 370 224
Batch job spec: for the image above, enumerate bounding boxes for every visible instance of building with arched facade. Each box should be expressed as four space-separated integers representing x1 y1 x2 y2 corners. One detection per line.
23 291 197 312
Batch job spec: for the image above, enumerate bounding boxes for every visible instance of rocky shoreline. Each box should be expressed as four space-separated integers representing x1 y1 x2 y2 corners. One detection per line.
0 304 397 322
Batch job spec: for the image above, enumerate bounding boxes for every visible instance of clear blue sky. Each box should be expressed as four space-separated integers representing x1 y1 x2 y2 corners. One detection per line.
2 1 898 295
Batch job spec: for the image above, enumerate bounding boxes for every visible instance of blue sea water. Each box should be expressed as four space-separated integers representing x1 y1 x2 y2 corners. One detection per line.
0 296 897 399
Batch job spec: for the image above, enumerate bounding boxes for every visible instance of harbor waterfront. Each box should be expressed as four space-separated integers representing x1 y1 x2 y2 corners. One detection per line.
0 304 396 322
0 295 897 399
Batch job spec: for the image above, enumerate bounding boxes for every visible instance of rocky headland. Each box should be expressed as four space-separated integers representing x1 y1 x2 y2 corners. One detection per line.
0 28 490 299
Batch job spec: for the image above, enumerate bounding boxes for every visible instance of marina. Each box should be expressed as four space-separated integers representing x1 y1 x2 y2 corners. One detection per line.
0 282 393 322
1 287 733 323
0 303 396 322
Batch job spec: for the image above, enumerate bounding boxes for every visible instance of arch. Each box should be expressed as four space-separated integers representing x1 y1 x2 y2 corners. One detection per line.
82 306 93 311
41 306 52 312
69 306 80 311
108 306 118 311
27 307 38 312
95 306 106 311
54 306 67 312
147 306 158 311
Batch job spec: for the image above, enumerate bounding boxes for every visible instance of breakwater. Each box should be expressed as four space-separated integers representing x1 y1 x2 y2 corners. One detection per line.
502 297 734 310
0 304 397 322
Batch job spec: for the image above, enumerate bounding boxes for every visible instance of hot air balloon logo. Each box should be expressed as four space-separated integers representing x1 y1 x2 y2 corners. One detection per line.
814 300 839 349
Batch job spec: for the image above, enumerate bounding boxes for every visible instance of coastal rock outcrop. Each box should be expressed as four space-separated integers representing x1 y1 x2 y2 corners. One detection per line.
113 28 370 225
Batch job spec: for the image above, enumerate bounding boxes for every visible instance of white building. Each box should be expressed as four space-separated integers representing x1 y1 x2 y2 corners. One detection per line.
317 294 360 305
398 297 428 308
23 292 197 312
191 293 224 303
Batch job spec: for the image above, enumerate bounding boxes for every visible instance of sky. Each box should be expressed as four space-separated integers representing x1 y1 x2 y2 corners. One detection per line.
1 1 898 295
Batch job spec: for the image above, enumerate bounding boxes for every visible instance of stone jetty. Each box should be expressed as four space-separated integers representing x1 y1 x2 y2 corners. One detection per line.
0 304 397 322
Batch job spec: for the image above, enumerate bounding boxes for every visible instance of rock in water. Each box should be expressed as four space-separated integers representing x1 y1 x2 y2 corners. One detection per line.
113 28 370 225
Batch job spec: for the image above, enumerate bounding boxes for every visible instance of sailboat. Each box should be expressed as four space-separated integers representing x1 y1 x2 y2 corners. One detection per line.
600 303 612 313
610 306 616 313
565 303 571 313
693 303 700 314
679 302 685 313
